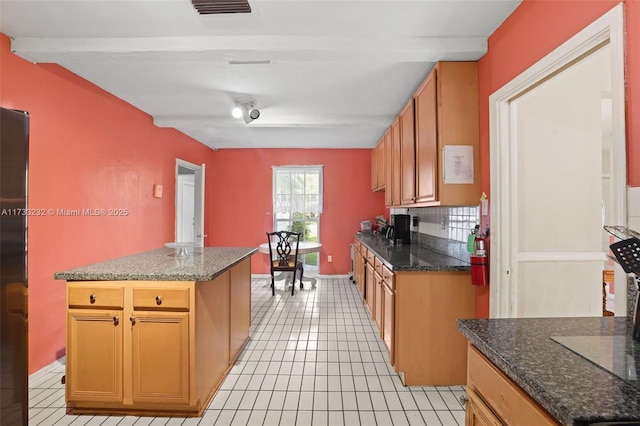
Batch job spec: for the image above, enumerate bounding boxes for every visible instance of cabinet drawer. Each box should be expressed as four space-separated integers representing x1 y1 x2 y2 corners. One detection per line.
68 285 124 309
366 250 375 264
382 265 395 290
133 288 190 310
374 257 383 276
354 240 361 252
467 345 559 426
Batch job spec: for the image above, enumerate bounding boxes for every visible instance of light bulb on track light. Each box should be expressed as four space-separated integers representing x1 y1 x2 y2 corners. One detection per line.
231 107 243 119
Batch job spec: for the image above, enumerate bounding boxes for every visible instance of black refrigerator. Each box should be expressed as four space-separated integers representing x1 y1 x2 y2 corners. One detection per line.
0 107 29 426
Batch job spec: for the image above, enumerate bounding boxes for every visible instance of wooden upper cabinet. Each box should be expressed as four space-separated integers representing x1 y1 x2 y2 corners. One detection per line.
378 61 480 208
376 136 385 190
400 99 416 205
414 68 438 203
391 118 402 206
384 129 393 206
371 135 386 192
435 62 480 206
371 145 377 191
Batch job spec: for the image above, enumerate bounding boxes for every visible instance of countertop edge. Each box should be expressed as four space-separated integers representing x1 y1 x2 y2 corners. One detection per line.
54 247 258 282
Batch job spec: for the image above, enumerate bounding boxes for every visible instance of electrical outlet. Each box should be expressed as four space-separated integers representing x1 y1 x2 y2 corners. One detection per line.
327 255 333 263
440 216 446 230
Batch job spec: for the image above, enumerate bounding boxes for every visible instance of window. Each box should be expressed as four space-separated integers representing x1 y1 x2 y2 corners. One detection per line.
273 166 323 271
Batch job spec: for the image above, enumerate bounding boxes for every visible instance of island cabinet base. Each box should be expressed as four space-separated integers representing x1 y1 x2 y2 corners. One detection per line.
465 345 560 426
65 257 252 417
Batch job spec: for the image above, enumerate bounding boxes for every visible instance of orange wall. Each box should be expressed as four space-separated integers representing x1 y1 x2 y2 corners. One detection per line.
476 0 640 317
1 33 384 372
208 149 386 275
0 34 216 373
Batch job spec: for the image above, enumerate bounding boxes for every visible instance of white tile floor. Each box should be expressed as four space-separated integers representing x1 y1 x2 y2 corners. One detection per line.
28 276 466 425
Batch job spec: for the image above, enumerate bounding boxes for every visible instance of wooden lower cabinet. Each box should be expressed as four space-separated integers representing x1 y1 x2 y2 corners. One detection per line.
67 309 124 403
465 345 559 426
131 311 189 405
382 282 395 365
394 271 476 385
465 387 502 426
65 258 252 417
374 271 384 336
365 262 375 317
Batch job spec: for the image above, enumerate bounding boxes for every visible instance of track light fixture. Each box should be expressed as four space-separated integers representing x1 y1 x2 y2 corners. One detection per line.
232 97 260 124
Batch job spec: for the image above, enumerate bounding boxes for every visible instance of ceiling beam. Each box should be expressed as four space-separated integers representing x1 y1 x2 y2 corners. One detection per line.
153 114 396 129
11 35 487 63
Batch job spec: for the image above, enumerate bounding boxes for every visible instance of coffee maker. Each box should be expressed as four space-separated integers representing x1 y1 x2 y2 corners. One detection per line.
390 214 411 245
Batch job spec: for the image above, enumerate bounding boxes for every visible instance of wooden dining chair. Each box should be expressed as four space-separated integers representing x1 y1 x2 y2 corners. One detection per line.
266 231 304 296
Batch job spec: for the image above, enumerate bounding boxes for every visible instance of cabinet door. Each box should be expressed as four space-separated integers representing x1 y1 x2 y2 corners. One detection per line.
391 118 402 206
465 387 503 426
365 263 375 317
371 145 378 190
415 68 438 203
377 138 385 190
67 309 123 403
400 99 416 205
383 284 395 365
131 311 189 405
230 258 251 363
384 129 393 206
374 272 384 337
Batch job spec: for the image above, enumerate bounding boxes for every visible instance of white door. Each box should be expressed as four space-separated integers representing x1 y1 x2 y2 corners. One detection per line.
194 164 205 247
177 175 195 243
508 45 608 317
175 160 206 247
489 5 627 318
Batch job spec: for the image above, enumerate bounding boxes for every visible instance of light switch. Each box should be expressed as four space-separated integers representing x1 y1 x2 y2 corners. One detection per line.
153 184 163 198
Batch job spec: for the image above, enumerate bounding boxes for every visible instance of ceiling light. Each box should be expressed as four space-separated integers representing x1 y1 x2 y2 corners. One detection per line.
232 97 260 124
231 107 243 119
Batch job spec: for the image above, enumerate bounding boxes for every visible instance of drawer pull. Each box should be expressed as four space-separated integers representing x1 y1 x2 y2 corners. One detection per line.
113 316 119 326
155 296 162 305
89 294 96 304
459 394 468 407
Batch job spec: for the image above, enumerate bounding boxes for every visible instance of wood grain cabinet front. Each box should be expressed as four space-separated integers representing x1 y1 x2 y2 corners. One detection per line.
66 308 123 404
64 257 253 417
131 311 189 405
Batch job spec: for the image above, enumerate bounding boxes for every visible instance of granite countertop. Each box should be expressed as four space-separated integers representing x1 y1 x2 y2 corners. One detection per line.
54 247 258 281
457 317 640 425
355 233 471 272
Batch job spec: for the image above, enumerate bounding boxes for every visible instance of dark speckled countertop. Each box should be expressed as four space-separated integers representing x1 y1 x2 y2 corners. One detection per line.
355 232 471 272
458 317 640 425
54 247 257 281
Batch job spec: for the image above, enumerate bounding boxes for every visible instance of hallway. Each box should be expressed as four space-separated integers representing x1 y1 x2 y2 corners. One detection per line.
28 276 466 425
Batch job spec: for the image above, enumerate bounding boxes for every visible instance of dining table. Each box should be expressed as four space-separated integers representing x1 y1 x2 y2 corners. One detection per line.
258 241 322 288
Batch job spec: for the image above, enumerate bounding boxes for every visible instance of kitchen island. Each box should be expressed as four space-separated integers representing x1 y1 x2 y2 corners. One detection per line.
55 246 257 417
458 317 640 425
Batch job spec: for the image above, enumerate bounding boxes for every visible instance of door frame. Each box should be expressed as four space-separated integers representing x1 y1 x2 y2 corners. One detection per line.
175 159 206 247
489 4 627 318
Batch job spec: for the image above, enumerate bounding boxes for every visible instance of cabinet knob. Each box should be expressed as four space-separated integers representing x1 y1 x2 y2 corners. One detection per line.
89 294 96 304
130 316 136 325
458 394 468 407
113 316 119 326
155 296 162 305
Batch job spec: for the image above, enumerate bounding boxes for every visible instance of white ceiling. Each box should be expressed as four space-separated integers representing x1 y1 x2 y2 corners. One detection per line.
0 0 521 149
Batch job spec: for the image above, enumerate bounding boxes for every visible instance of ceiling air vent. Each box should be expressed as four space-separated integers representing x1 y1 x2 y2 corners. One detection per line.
190 0 251 15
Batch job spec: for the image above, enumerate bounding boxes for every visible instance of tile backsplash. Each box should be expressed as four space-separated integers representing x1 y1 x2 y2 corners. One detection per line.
390 205 480 262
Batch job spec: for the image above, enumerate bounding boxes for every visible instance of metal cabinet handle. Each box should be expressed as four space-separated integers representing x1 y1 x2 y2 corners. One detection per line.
155 296 162 305
113 316 119 326
89 294 96 304
130 316 136 325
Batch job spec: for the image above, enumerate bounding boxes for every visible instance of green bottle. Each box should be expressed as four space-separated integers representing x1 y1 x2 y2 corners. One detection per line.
467 226 478 254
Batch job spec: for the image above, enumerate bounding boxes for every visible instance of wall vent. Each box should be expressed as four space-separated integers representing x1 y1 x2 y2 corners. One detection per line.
190 0 251 15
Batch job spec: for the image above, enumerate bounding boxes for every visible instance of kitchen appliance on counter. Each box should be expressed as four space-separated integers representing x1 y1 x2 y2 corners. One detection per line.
390 214 411 245
605 226 640 341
